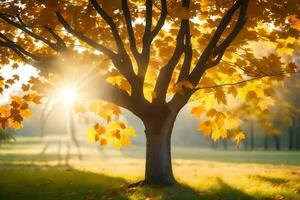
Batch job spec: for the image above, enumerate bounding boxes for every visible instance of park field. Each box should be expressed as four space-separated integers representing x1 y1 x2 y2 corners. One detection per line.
0 136 300 200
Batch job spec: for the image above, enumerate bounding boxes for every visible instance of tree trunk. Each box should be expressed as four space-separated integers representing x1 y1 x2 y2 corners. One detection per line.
244 137 249 151
250 121 255 150
144 131 175 186
143 110 177 186
273 136 281 151
296 126 300 150
211 140 217 150
223 139 228 150
264 135 269 150
288 126 294 151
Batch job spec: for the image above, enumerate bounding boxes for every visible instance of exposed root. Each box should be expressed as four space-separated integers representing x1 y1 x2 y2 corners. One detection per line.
127 180 145 188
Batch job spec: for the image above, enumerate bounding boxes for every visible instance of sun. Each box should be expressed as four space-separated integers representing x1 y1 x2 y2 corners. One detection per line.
58 87 77 103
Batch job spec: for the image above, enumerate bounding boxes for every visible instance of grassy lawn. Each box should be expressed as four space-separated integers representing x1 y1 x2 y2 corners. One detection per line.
0 136 300 200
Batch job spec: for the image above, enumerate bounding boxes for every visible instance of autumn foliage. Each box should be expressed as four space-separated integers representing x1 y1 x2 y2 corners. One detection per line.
0 0 300 185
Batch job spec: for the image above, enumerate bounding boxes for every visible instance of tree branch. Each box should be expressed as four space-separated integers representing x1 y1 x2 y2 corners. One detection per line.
150 0 167 41
169 0 249 111
55 12 116 58
88 0 139 97
144 0 153 37
15 13 67 50
137 0 167 82
154 33 185 103
153 1 190 104
121 0 140 61
0 40 29 63
177 9 192 82
44 26 67 51
0 13 62 52
194 72 300 91
89 0 127 54
0 32 41 61
189 0 249 85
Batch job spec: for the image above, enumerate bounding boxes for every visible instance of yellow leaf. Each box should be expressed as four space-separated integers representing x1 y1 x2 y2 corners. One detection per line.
181 80 194 89
228 86 238 97
206 108 217 118
121 135 131 147
86 128 97 142
198 121 212 136
171 6 190 19
10 120 22 129
246 91 257 101
124 127 136 137
216 113 225 127
191 106 205 117
215 89 227 105
235 131 245 148
20 109 32 118
212 128 227 141
114 140 121 149
94 123 106 135
174 80 194 95
100 138 108 146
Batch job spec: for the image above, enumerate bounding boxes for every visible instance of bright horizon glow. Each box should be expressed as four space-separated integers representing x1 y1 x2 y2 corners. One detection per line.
58 87 77 104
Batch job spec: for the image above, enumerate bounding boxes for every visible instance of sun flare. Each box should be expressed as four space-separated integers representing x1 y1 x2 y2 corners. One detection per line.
58 87 77 103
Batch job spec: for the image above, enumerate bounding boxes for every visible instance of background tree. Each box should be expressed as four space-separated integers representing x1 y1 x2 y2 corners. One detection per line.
0 0 299 186
273 76 300 151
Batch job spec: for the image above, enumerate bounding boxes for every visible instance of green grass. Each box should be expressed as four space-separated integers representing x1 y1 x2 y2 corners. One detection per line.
0 164 127 200
0 136 300 199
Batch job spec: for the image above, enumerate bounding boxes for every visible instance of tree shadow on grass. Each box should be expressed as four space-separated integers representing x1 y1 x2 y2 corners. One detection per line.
107 178 255 200
0 164 259 200
197 178 255 200
253 175 289 185
0 163 129 200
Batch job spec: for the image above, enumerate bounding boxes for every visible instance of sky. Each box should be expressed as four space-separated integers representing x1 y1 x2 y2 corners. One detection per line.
0 64 38 105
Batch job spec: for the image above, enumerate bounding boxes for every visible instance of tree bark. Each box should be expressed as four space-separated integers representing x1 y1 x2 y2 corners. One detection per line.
143 109 177 186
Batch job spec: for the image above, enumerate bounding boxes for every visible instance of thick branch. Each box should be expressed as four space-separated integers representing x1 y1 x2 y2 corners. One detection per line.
153 19 188 104
122 0 140 61
150 0 167 41
177 12 192 82
177 44 192 82
44 26 67 51
189 0 249 85
153 0 191 104
138 0 167 80
88 1 138 97
206 0 249 68
89 0 126 54
169 0 249 111
83 73 149 117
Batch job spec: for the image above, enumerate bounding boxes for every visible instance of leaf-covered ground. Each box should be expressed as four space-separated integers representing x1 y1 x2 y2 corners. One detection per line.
0 136 300 200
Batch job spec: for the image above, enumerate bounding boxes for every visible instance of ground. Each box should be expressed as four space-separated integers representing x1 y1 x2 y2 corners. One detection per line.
0 136 300 200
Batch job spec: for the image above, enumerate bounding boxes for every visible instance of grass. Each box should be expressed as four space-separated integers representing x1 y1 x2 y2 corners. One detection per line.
0 136 300 199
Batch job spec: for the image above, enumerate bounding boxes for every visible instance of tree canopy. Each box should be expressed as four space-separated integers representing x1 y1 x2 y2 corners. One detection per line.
0 0 299 147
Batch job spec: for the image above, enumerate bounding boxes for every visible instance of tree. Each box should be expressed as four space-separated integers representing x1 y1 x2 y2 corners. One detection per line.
273 76 300 150
0 0 299 186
